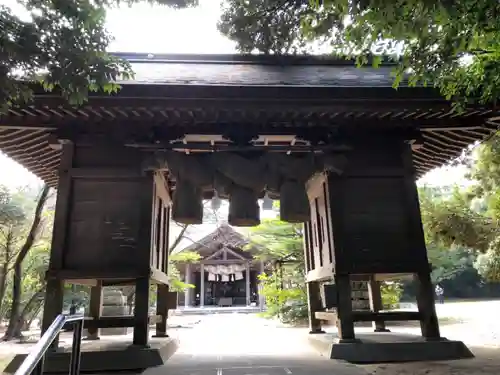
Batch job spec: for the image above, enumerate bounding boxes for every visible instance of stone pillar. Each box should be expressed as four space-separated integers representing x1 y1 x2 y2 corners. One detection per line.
185 263 191 308
200 264 205 307
245 262 251 306
368 278 390 332
101 288 128 336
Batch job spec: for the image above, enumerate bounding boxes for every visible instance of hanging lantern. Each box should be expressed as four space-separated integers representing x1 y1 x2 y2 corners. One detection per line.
211 190 222 211
228 187 260 227
279 180 310 223
172 179 203 224
261 192 274 210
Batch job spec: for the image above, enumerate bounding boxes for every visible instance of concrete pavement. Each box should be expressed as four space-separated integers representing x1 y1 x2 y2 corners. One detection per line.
146 313 367 375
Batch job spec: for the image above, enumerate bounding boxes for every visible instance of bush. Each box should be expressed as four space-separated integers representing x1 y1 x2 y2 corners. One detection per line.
381 282 403 309
258 272 308 325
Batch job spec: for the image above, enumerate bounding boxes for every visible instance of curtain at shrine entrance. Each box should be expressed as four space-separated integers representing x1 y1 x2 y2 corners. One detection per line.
187 263 255 308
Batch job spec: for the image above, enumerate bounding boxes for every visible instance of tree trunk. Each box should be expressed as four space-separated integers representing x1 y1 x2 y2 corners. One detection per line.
4 261 22 339
0 231 13 318
19 288 44 333
0 262 8 317
2 185 49 341
26 300 43 330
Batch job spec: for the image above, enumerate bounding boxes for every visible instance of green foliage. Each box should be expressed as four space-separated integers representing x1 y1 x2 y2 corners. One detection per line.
218 0 312 54
0 185 54 334
218 1 500 108
469 133 500 218
258 272 308 324
248 219 308 324
474 236 500 282
380 282 402 310
427 244 473 283
248 219 304 263
170 250 201 263
168 250 200 292
419 186 495 252
0 0 198 110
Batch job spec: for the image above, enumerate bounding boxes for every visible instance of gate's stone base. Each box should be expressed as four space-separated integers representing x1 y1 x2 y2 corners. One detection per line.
308 332 474 364
5 337 178 374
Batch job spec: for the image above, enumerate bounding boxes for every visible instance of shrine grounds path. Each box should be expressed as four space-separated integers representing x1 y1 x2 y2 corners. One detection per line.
1 300 500 374
150 313 367 375
148 302 500 375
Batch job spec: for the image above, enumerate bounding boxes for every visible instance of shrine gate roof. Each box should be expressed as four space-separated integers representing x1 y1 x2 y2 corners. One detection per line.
0 53 498 187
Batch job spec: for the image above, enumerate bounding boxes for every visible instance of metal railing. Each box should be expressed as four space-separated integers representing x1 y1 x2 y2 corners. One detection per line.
14 314 86 375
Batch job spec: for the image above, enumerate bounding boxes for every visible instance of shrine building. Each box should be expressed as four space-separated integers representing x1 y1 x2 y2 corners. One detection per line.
173 223 266 310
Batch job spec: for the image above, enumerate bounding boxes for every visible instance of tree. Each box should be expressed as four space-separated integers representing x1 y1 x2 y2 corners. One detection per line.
1 0 198 110
0 186 28 318
2 184 50 340
418 186 495 253
247 219 308 324
219 1 500 109
427 244 474 283
218 0 312 54
468 133 500 218
248 220 304 264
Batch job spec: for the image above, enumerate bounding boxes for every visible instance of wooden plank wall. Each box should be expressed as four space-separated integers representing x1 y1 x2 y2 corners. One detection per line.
330 138 428 274
53 143 156 279
305 137 429 279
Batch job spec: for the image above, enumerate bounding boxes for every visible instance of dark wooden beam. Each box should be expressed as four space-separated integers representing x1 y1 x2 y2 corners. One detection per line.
315 310 422 322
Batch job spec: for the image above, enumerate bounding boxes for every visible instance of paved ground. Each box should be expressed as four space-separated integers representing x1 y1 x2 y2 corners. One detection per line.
148 314 367 375
2 300 500 374
395 300 500 347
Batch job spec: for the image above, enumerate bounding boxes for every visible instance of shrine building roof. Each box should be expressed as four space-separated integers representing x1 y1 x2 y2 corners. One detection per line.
0 53 498 187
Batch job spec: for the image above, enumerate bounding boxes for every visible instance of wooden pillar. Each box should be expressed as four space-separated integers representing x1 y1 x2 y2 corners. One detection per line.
154 284 169 338
258 260 265 310
415 270 441 340
335 274 357 342
133 174 155 347
41 141 74 349
133 277 150 346
41 279 64 349
368 278 390 332
302 219 324 334
402 145 440 341
306 281 325 334
200 264 205 307
245 262 251 306
85 282 103 340
185 263 191 308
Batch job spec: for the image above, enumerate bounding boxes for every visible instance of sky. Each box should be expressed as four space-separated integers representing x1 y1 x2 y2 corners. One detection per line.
0 0 469 189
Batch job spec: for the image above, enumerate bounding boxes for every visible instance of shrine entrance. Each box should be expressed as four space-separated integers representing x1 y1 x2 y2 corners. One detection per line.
175 224 265 309
2 52 496 373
